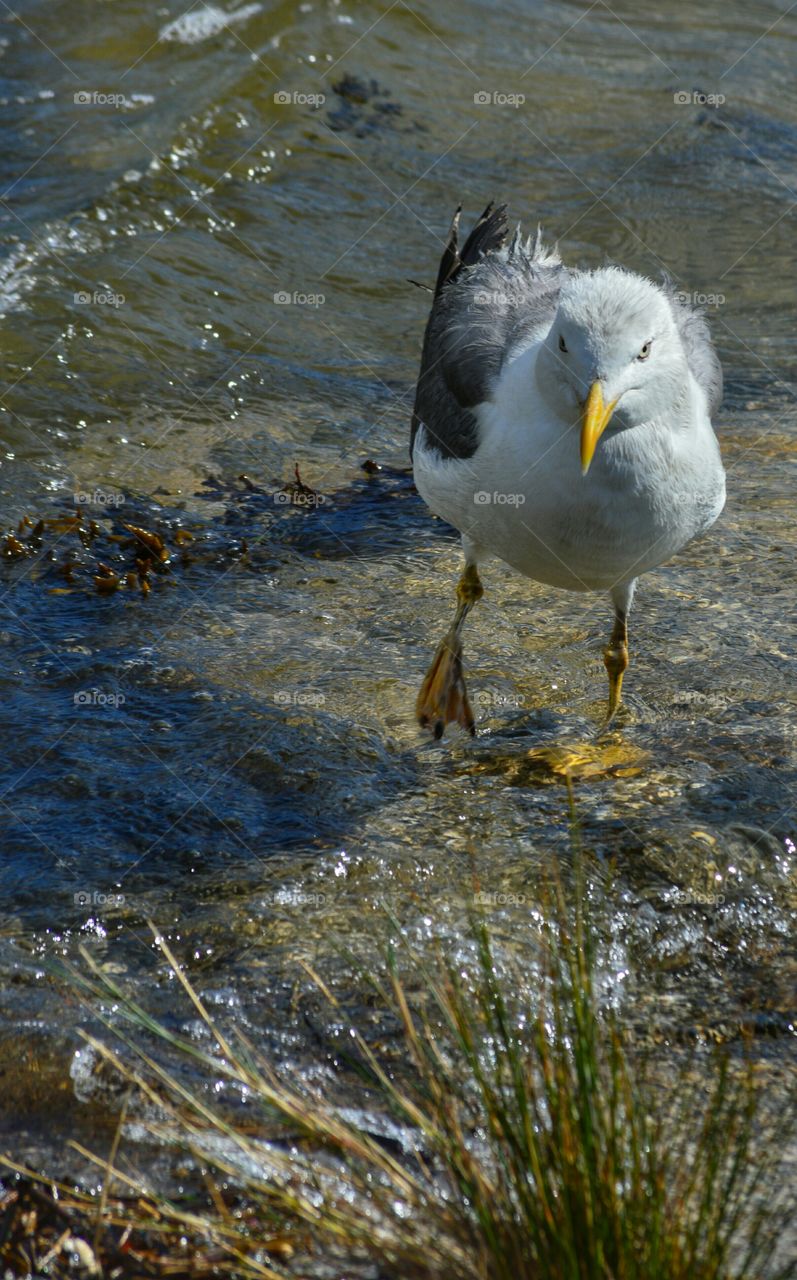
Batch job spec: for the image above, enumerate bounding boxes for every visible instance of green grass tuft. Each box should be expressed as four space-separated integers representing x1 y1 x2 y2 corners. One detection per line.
16 863 795 1280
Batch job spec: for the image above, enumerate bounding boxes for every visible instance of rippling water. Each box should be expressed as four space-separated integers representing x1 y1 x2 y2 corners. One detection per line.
0 0 795 1213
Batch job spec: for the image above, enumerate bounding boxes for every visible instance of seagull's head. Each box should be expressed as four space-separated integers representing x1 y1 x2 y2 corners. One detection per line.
539 267 688 474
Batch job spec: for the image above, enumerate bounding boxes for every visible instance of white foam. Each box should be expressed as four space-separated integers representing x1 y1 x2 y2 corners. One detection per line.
159 3 262 45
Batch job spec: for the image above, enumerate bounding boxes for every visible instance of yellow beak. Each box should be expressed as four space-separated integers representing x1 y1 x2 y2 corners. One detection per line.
580 380 618 475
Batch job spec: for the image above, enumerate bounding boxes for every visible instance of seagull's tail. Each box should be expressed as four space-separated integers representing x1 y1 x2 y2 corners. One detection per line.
433 202 509 298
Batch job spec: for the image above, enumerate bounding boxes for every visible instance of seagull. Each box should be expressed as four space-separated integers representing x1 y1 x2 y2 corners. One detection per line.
410 203 725 738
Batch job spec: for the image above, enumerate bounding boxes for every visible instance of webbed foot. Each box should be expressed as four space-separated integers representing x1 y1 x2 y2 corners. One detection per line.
416 564 483 739
416 629 475 739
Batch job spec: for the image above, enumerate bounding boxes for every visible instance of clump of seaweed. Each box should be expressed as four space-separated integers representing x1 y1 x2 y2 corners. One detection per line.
0 508 179 597
0 458 378 602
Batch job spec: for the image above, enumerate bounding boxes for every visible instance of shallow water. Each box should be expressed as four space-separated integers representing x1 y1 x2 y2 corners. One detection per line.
0 0 795 1229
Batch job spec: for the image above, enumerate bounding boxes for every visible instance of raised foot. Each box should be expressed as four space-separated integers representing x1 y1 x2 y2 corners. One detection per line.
416 629 475 739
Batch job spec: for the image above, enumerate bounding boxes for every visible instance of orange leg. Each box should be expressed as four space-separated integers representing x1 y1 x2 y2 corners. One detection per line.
603 608 629 725
416 564 483 740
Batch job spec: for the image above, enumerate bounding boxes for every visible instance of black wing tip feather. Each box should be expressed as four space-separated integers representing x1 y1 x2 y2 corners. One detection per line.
433 201 509 298
433 204 462 297
460 201 509 265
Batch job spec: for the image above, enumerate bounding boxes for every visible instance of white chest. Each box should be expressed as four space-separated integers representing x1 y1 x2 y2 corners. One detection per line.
413 386 724 592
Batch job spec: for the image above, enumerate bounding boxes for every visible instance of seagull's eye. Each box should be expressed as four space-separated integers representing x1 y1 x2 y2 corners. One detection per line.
558 335 568 353
637 340 652 361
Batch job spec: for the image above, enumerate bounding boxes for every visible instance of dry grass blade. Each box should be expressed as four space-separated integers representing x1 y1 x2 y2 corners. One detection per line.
22 865 797 1280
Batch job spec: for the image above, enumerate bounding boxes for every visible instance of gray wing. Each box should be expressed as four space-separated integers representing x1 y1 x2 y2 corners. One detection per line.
410 203 566 461
663 281 723 417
